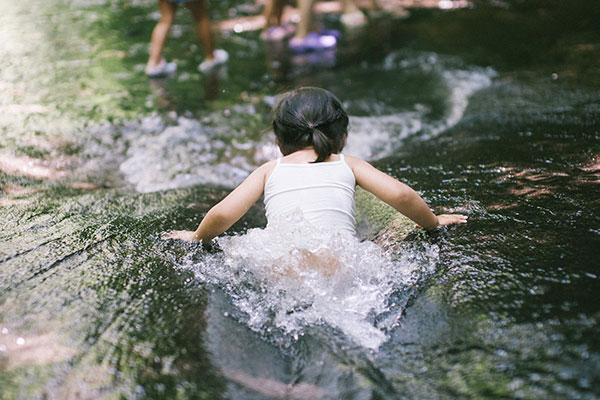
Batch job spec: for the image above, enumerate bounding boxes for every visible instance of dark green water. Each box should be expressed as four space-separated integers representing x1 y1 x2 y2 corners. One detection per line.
1 0 599 399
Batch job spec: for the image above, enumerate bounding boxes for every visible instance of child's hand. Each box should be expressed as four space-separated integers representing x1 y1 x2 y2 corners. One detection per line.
161 230 199 243
436 214 468 226
415 214 468 229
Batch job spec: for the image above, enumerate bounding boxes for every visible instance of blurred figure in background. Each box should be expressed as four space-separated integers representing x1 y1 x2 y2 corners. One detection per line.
146 0 228 77
261 0 338 51
260 0 372 51
261 0 295 40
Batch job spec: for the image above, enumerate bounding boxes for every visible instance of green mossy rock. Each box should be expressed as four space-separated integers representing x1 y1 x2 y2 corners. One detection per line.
354 187 416 247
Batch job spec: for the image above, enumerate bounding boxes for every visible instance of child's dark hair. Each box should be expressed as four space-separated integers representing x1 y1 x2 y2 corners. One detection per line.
272 87 349 163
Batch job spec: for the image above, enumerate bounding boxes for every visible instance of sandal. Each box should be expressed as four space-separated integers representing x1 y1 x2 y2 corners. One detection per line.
289 31 338 53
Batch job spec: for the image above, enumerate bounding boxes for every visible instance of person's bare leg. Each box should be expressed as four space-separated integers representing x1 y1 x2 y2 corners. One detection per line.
340 0 367 27
262 0 294 40
262 0 285 31
148 0 177 68
186 0 215 61
272 0 285 26
293 0 315 39
262 0 274 31
341 0 360 14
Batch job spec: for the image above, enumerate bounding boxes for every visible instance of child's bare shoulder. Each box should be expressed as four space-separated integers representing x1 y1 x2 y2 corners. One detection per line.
261 158 279 170
255 159 279 179
343 155 368 170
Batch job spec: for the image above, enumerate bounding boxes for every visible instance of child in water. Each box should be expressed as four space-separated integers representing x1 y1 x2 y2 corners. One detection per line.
162 87 467 245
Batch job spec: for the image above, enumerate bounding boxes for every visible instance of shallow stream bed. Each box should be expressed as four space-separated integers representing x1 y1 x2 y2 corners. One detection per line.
1 0 599 399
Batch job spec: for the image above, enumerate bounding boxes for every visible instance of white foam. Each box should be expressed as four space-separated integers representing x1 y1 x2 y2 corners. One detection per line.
345 52 495 159
116 110 270 192
185 212 439 349
344 111 425 159
76 50 495 192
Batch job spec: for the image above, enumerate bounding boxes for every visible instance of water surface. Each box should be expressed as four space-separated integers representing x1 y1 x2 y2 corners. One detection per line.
1 0 599 399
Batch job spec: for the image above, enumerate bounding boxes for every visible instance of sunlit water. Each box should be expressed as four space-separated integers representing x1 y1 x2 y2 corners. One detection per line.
1 0 599 399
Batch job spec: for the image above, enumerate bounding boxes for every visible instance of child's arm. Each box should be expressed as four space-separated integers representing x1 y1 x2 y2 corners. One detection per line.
162 161 276 243
345 156 467 230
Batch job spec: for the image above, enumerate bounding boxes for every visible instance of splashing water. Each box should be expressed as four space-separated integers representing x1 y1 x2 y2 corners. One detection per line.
72 50 495 192
183 212 439 350
345 52 496 159
118 115 254 192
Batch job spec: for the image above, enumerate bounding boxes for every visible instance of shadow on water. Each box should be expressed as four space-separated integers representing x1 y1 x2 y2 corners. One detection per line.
1 0 599 398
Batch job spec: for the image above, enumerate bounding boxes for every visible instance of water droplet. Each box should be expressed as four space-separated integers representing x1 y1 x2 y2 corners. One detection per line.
16 337 25 345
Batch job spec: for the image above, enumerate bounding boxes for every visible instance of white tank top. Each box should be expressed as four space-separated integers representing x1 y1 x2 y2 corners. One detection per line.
264 154 357 235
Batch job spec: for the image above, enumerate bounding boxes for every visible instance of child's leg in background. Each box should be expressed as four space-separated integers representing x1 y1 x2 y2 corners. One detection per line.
261 0 295 41
341 0 360 15
148 0 178 68
340 0 367 27
186 0 215 60
293 0 316 39
262 0 285 31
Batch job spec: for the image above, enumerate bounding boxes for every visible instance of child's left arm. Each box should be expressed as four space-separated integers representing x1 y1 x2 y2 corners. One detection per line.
345 156 467 230
162 161 274 243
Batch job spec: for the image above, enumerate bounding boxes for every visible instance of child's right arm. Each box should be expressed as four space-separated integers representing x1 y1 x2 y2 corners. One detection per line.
162 160 277 243
345 156 467 230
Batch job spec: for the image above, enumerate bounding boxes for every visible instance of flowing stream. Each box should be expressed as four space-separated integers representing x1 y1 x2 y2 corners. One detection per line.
1 0 599 399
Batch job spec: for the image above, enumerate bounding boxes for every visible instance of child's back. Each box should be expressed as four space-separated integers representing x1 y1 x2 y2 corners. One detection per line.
265 153 356 236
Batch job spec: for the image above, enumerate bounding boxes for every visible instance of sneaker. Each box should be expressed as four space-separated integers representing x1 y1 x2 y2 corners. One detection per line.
289 32 338 53
198 49 229 73
145 58 177 78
